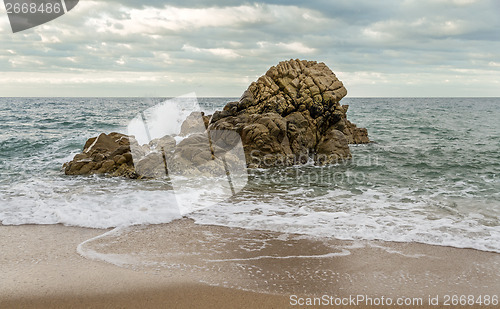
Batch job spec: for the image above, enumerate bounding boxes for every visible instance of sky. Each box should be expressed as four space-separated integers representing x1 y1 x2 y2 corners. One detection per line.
0 0 499 97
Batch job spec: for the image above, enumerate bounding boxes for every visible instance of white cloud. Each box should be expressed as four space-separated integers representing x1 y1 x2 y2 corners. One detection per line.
182 44 241 59
39 34 61 43
364 17 472 42
0 71 164 84
257 41 316 54
404 0 479 6
8 57 44 68
439 0 479 5
337 71 390 85
116 57 126 65
85 4 272 35
275 42 316 54
412 18 470 36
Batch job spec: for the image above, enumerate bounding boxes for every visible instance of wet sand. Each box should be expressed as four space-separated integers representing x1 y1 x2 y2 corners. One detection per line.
1 219 499 308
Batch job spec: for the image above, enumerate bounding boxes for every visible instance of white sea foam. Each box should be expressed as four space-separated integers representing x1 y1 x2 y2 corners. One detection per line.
205 250 352 263
188 186 500 253
127 94 199 146
77 227 135 267
1 163 499 253
0 176 182 228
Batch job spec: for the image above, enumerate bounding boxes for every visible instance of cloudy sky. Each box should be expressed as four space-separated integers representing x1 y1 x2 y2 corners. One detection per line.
0 0 499 97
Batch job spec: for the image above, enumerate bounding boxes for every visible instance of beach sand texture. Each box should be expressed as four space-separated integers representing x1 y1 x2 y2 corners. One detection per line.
1 219 499 309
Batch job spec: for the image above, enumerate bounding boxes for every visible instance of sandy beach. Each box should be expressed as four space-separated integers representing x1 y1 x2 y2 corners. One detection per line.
1 219 499 309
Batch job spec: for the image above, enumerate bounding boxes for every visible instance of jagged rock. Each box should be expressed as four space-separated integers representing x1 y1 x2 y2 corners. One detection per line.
180 111 209 136
64 132 173 178
332 105 370 144
284 111 318 164
63 132 138 178
315 128 351 164
210 59 369 167
64 59 370 177
237 59 347 119
148 135 176 152
134 152 167 178
164 134 215 176
168 133 213 174
211 112 293 168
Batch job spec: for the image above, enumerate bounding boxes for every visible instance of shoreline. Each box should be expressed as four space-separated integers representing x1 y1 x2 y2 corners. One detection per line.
1 219 499 308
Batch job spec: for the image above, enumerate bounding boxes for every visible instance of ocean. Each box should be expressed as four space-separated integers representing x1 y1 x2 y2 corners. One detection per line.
1 97 499 253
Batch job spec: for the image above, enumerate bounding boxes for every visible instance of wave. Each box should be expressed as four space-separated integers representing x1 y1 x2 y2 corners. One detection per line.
1 97 499 255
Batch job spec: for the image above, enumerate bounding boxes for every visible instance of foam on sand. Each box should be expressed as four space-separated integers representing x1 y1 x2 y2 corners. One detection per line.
76 219 500 297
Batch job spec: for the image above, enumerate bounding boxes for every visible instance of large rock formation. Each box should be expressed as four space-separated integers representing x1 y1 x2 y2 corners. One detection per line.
63 59 369 177
209 59 369 167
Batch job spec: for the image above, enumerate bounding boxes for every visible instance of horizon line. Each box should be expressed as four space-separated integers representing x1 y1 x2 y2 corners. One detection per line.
1 96 500 99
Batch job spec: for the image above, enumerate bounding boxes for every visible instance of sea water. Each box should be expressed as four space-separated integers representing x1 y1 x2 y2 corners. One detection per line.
1 97 499 252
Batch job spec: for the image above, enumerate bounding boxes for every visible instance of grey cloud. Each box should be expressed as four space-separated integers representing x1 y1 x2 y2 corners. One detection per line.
0 0 499 96
111 0 398 23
